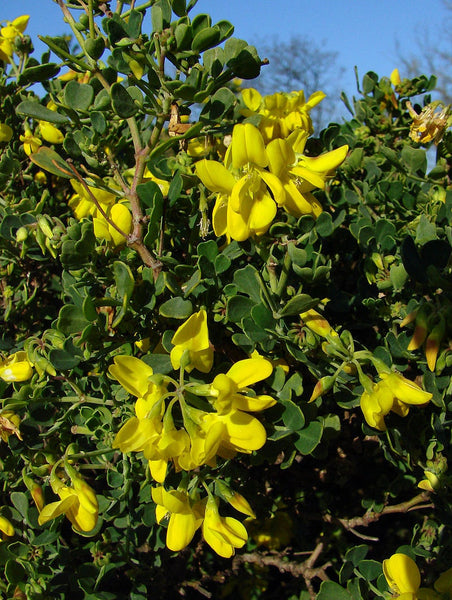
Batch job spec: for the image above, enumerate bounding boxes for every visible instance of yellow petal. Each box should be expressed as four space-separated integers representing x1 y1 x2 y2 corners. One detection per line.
241 88 262 112
195 159 236 194
109 355 154 398
166 511 197 551
383 553 420 594
226 358 273 388
0 515 14 537
231 123 268 169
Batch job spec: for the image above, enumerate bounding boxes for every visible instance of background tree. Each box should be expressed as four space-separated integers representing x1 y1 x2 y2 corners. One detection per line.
397 0 452 104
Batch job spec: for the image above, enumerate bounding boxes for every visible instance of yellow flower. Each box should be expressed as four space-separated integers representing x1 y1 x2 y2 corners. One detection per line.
0 37 13 62
383 553 421 598
0 351 33 382
209 357 275 414
0 123 13 142
0 16 29 62
19 130 41 156
204 409 267 455
0 514 14 537
38 470 98 533
68 179 132 246
195 123 284 242
170 309 213 373
266 131 348 218
202 495 247 558
360 372 432 431
68 179 116 219
406 101 450 145
151 486 204 551
390 68 402 86
38 121 64 144
1 15 30 40
93 202 132 247
0 410 22 442
241 88 326 141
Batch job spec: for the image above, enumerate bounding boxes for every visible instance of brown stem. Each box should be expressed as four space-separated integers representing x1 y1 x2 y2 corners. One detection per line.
233 543 330 600
323 492 433 540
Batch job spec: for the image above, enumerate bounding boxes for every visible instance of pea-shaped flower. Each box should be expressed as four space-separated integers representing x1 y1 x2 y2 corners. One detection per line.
241 88 326 141
170 309 213 373
151 486 204 552
209 357 275 414
195 123 284 242
383 553 421 598
0 351 33 382
360 372 432 431
38 468 98 533
202 495 248 558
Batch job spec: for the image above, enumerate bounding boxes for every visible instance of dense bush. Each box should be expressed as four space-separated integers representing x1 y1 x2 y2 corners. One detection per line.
0 2 452 599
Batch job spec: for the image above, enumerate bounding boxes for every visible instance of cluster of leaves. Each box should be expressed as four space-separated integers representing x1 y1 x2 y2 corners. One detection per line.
1 1 452 599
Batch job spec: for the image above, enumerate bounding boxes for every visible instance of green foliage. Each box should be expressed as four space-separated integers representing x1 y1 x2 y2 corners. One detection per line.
1 3 452 600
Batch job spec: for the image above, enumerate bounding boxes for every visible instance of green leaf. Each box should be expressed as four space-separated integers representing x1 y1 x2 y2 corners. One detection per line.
159 297 193 319
316 581 352 600
141 354 173 374
49 347 82 370
112 261 135 328
201 87 236 120
358 559 382 581
111 83 139 118
415 214 437 245
281 399 305 431
278 294 319 318
17 63 60 86
64 80 94 112
227 295 255 323
57 304 90 334
233 265 261 303
151 0 172 31
315 212 334 237
172 0 187 17
401 145 426 174
192 25 221 52
168 170 183 207
29 147 72 178
294 420 323 454
5 559 27 585
10 491 29 519
16 100 69 124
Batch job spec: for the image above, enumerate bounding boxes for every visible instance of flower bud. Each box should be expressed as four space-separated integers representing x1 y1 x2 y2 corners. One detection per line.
15 226 29 243
425 320 446 372
309 375 335 402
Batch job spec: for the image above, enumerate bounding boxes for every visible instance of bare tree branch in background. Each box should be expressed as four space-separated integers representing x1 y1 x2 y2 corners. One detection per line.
249 35 346 131
396 0 452 104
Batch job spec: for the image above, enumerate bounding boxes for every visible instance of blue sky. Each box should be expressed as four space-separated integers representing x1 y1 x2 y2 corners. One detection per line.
2 0 447 99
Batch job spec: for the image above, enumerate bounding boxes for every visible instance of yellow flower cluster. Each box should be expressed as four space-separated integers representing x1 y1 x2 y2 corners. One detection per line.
384 552 452 600
110 309 276 555
152 486 254 557
195 89 348 242
0 15 29 62
111 309 275 482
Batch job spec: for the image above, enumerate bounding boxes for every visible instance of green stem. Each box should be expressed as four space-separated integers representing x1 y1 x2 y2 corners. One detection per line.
87 0 95 39
66 448 115 461
276 251 292 297
38 35 92 72
56 0 93 67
